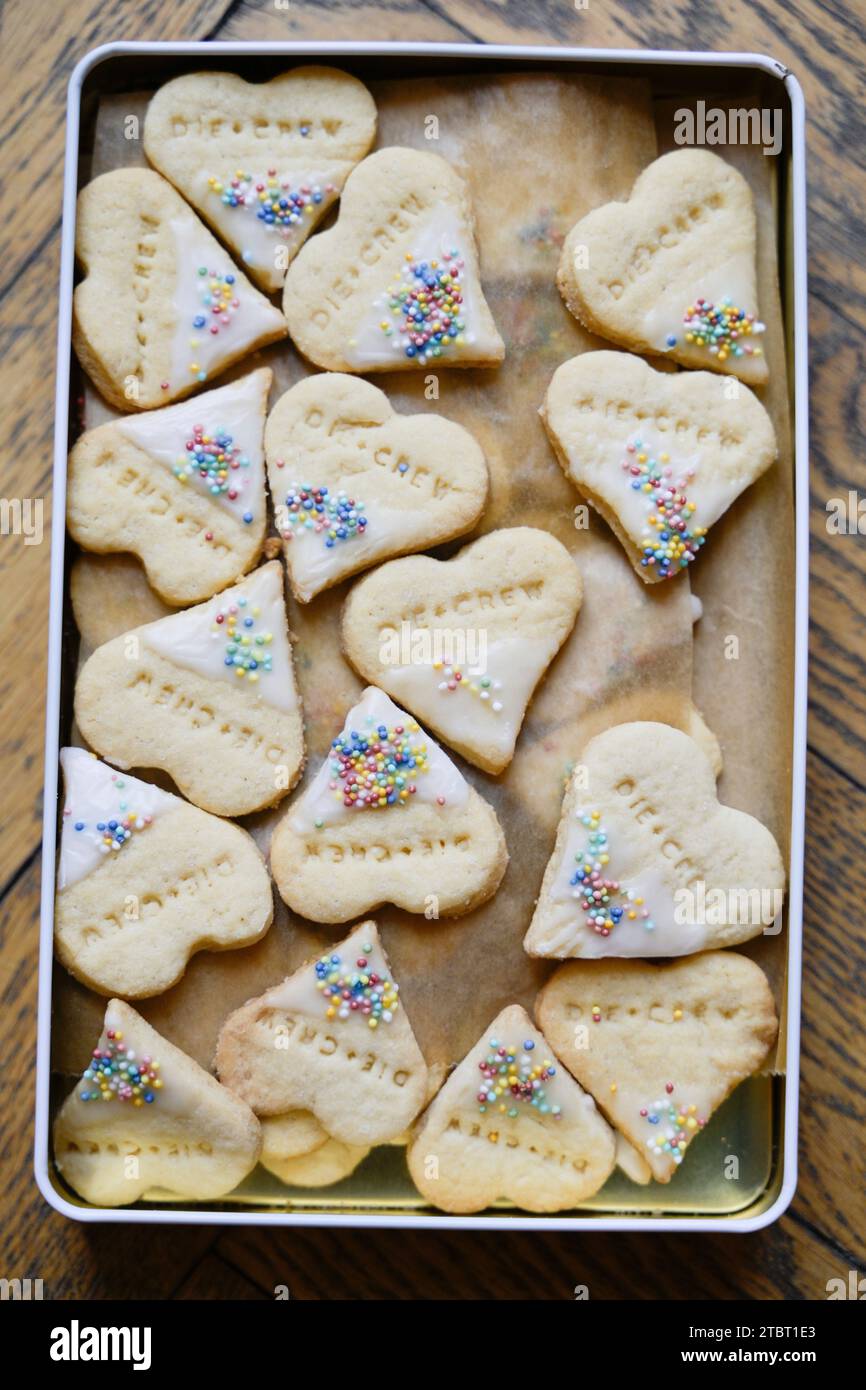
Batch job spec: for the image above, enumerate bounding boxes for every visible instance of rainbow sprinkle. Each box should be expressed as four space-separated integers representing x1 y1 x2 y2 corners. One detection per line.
66 772 153 856
315 945 399 1029
79 1029 162 1105
623 440 707 578
478 1038 561 1119
434 661 504 714
666 296 765 363
207 169 336 242
639 1084 706 1165
187 266 240 382
569 808 655 936
280 483 368 548
174 424 253 521
378 248 467 362
326 718 430 811
213 592 272 682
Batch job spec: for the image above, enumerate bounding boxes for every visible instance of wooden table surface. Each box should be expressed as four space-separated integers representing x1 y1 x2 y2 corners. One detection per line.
1 0 863 1300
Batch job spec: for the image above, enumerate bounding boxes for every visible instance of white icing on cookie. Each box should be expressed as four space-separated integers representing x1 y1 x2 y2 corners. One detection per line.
641 252 761 356
382 634 563 760
116 372 266 521
541 805 708 959
290 686 468 832
169 216 284 390
58 747 177 891
266 921 396 1021
345 212 500 369
141 563 298 712
197 168 338 278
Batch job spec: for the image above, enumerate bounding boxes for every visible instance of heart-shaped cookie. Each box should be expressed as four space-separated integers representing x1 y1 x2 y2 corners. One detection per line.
536 952 778 1182
74 562 304 817
558 149 769 384
342 528 582 773
55 748 273 997
73 169 286 410
524 721 785 960
282 147 505 372
54 1000 261 1206
144 67 377 292
215 921 429 1147
67 369 272 605
265 373 489 601
269 686 508 922
543 351 777 582
406 1004 616 1213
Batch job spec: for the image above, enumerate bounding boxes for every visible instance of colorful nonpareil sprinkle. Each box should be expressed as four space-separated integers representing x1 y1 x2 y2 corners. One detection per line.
478 1039 561 1118
187 267 240 381
174 424 252 519
326 717 430 810
79 1029 162 1105
639 1085 706 1165
665 296 765 362
378 248 467 362
280 483 368 548
623 440 707 579
433 661 504 714
207 169 336 241
65 773 153 856
569 808 655 936
212 593 272 682
314 945 399 1029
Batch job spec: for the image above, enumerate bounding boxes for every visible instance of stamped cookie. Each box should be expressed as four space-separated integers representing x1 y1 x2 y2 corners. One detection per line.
536 952 778 1182
67 369 272 605
215 921 429 1146
265 373 489 602
406 1005 616 1214
342 528 582 774
144 67 377 292
282 147 504 372
74 561 304 817
524 721 785 960
54 1000 261 1206
269 686 507 922
557 150 768 384
73 168 286 410
543 351 777 583
55 748 273 997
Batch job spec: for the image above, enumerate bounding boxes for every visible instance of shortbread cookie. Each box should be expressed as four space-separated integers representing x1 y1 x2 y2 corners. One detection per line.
406 1005 616 1214
55 748 273 997
144 67 377 291
282 147 504 372
67 369 271 605
74 561 304 817
524 721 785 960
266 373 489 602
259 1110 328 1162
543 351 777 583
54 999 261 1206
215 921 429 1146
342 528 582 774
71 553 172 649
269 686 507 922
73 168 286 410
557 149 768 384
536 952 778 1182
262 1136 370 1188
